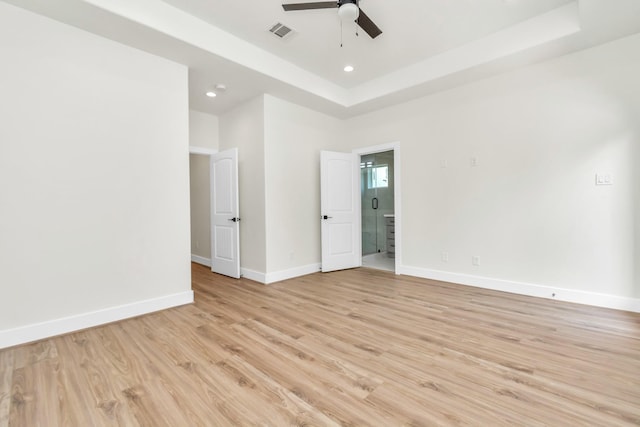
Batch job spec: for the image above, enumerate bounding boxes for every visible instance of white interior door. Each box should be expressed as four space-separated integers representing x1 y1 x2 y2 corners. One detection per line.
320 150 360 272
210 148 240 278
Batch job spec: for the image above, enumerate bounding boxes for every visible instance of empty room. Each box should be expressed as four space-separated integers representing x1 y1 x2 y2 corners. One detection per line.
1 0 639 425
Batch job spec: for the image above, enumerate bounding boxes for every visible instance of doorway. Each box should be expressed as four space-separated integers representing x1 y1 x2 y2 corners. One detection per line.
188 146 241 279
359 148 397 272
319 143 400 274
189 150 214 268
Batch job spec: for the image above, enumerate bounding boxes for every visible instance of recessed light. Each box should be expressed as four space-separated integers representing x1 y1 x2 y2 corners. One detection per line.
344 65 354 73
205 91 217 98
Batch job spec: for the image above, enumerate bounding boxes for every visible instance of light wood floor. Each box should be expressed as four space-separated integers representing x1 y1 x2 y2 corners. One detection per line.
1 264 639 426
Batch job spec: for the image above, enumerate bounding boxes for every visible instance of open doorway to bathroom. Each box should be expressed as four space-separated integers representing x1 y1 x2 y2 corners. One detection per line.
360 150 395 272
189 152 212 268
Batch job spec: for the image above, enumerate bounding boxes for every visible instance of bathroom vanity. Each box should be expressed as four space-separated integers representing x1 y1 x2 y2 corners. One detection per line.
384 214 395 258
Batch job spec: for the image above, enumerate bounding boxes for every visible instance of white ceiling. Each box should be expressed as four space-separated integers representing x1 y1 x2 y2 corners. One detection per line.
4 0 640 118
162 0 573 87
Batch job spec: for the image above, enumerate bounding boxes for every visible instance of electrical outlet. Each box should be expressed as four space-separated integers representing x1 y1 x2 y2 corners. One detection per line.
441 252 449 262
472 256 480 266
595 173 612 186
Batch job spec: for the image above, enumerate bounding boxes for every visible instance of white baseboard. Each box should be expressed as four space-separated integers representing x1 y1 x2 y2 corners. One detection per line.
265 263 321 284
241 268 267 284
241 263 321 285
191 254 211 267
398 265 640 313
0 291 194 349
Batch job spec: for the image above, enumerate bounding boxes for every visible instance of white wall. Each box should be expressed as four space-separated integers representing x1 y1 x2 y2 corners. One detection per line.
189 110 219 262
219 96 267 273
215 95 343 281
190 110 219 150
344 33 640 306
213 35 640 307
263 95 344 276
0 3 192 347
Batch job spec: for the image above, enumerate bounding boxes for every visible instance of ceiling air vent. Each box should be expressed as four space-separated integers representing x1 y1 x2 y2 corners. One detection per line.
269 22 293 39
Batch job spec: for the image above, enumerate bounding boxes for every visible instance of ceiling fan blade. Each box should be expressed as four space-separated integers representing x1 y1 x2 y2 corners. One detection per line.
282 2 338 11
357 9 382 39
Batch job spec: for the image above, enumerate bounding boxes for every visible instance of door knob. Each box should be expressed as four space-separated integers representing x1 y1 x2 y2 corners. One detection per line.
228 217 241 222
321 215 333 220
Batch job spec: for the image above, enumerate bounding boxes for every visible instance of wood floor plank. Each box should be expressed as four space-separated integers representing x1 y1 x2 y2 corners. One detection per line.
233 319 382 400
11 340 57 371
1 263 639 425
0 351 13 427
8 359 63 427
122 381 194 427
29 359 61 426
123 314 293 425
55 343 111 427
54 331 139 426
199 321 393 425
217 354 342 426
92 326 148 392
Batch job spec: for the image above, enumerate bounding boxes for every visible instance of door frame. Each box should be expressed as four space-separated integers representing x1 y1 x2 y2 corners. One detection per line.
188 145 218 268
353 142 401 275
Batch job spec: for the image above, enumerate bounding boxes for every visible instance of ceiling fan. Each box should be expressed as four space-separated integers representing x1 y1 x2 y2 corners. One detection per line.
282 0 382 39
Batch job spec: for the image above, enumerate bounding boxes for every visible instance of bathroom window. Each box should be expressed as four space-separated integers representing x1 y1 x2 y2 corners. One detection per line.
368 165 389 189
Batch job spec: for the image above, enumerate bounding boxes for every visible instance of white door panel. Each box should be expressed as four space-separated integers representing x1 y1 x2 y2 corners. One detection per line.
321 151 360 272
213 226 234 260
211 148 240 278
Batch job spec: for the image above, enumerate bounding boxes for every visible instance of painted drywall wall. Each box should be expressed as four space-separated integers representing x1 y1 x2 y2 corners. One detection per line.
219 96 267 273
263 95 344 275
344 33 640 302
189 110 219 262
0 3 191 339
190 110 219 150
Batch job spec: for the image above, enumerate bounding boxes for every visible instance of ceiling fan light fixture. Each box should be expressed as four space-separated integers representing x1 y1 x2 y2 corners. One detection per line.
338 3 359 22
344 65 354 72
